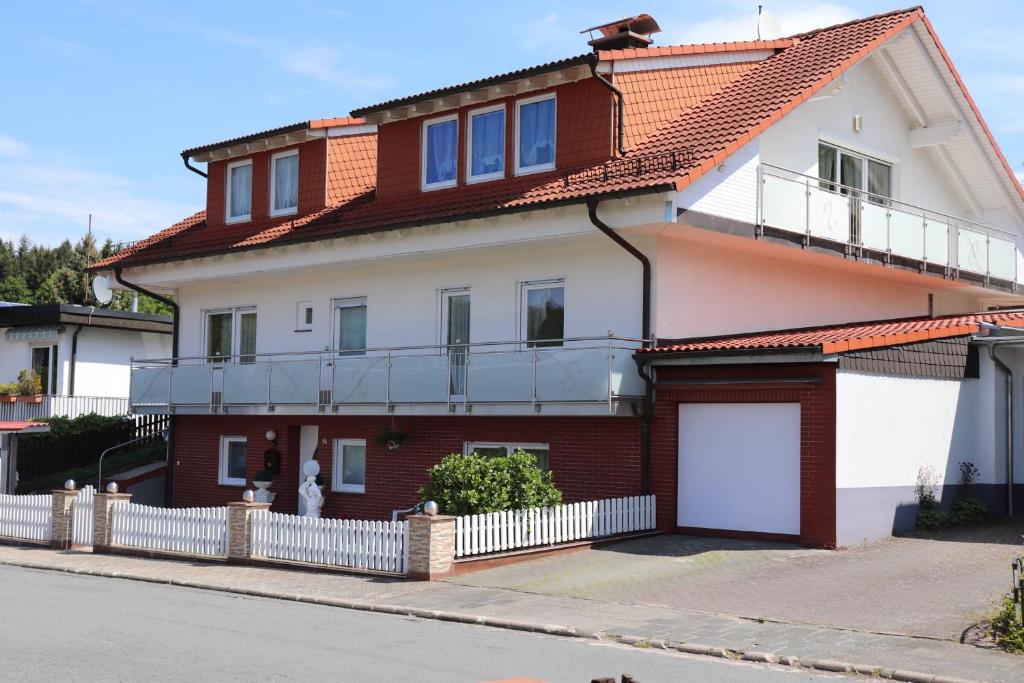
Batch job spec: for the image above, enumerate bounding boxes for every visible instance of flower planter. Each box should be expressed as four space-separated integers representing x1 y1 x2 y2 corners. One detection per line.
0 395 16 403
16 395 42 404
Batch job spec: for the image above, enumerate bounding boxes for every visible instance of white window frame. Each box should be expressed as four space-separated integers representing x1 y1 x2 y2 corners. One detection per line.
28 343 58 394
225 159 253 224
421 113 459 191
296 301 314 332
332 438 367 493
202 306 257 362
269 149 299 217
518 278 565 346
219 435 248 486
465 104 506 184
464 442 550 469
332 296 368 356
514 93 557 176
817 140 895 200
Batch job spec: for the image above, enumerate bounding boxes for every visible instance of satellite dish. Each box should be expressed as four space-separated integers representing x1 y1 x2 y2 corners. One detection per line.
757 10 785 40
92 275 113 304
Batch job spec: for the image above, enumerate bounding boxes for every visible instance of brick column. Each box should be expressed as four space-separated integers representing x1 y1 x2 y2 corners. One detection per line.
226 501 271 562
50 488 78 549
92 492 132 552
407 514 455 580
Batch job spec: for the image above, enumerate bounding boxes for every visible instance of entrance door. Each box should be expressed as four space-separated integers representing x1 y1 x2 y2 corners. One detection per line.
297 425 319 515
677 403 801 535
30 345 57 394
441 289 470 397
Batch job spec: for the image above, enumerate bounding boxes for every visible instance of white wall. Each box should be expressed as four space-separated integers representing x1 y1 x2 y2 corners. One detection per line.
0 336 45 387
174 232 644 358
677 140 759 225
71 328 170 398
835 370 983 489
653 233 980 339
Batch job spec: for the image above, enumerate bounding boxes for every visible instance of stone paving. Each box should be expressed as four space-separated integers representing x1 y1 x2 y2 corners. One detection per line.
448 528 1024 639
1 533 1022 682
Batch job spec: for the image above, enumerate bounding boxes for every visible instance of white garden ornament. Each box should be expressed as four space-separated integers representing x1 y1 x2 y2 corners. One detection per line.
298 460 324 519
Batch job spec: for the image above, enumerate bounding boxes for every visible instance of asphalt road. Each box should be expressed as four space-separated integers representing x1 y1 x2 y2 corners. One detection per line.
0 565 844 682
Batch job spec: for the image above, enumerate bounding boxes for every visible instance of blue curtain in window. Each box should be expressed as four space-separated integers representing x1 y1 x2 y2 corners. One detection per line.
471 110 504 177
426 120 457 185
519 99 555 169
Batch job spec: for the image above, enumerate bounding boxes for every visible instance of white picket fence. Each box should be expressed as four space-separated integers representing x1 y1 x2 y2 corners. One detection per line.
0 493 52 543
72 485 95 547
455 495 656 558
110 502 228 557
251 510 408 574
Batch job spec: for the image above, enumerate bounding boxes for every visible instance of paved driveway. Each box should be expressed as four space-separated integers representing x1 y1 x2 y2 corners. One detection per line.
447 522 1024 640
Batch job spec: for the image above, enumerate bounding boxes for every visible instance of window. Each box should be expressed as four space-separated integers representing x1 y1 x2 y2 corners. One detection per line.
422 114 458 190
464 442 550 471
441 288 470 396
521 280 564 347
332 438 366 493
515 94 556 175
30 345 57 394
204 308 257 363
467 105 505 182
296 301 314 332
333 297 367 356
270 150 299 216
219 436 248 486
818 142 892 204
226 160 253 223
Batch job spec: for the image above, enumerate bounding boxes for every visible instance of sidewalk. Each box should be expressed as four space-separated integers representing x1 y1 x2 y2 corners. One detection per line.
1 544 1020 683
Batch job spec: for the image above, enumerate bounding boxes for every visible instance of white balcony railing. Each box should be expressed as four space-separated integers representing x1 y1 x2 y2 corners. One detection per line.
129 337 648 416
0 395 130 422
758 164 1018 282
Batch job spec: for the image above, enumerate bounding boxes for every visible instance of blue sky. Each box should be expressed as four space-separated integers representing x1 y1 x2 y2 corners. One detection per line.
1 0 1021 246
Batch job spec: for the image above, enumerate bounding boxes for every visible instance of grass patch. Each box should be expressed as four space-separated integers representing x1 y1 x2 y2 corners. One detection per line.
991 594 1024 654
18 440 166 493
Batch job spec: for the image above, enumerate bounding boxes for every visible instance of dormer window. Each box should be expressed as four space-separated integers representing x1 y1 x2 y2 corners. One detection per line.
270 149 299 216
467 104 505 183
226 160 253 223
422 114 458 190
515 93 556 175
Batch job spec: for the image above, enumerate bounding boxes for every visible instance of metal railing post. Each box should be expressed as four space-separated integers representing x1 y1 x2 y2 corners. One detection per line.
607 341 614 414
385 351 392 411
804 179 811 237
532 347 539 413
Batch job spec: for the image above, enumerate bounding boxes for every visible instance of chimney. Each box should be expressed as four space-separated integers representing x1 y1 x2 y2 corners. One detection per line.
581 14 661 52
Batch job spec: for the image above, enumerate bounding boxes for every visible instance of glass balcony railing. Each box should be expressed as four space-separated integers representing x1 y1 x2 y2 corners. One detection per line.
758 164 1019 282
129 337 648 414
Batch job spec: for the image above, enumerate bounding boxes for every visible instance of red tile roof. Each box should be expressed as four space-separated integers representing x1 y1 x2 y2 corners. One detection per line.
97 7 1020 271
642 311 1024 356
596 39 796 61
181 117 368 159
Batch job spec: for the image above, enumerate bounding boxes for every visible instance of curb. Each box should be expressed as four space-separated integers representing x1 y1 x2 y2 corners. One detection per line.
0 558 988 683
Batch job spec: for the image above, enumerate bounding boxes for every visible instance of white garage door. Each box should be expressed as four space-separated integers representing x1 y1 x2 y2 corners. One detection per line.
677 403 801 535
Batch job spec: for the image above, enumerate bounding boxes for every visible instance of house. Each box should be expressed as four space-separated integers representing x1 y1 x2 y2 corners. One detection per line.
92 8 1024 547
0 303 172 420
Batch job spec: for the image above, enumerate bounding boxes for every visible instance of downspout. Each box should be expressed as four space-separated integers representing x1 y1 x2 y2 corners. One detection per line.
587 199 652 494
114 268 179 507
68 325 82 396
181 152 208 179
588 58 627 156
987 344 1014 516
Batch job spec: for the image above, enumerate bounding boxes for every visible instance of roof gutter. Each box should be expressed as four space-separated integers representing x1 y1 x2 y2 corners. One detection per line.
181 152 208 179
588 57 627 156
587 198 651 495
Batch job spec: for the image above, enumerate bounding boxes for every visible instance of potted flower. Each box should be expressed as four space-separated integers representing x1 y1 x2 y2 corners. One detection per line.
15 369 42 403
376 427 407 451
251 468 276 504
0 383 18 403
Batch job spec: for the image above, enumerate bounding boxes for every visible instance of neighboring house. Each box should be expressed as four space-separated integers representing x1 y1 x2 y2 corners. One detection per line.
0 303 172 419
93 9 1024 547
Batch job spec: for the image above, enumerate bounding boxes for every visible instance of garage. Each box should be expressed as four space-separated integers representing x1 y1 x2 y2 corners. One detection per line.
677 403 801 536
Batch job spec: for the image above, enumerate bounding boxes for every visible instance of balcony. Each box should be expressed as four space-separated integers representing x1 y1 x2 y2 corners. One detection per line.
0 395 131 422
129 337 647 417
758 164 1019 288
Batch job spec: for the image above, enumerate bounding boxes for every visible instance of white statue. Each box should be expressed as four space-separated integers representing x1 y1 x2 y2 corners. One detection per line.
298 459 324 519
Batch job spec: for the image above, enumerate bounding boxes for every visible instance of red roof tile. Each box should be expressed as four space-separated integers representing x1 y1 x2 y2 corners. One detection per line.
641 311 1024 356
597 39 796 61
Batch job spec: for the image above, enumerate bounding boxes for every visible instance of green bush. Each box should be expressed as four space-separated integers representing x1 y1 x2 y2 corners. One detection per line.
16 369 41 396
991 594 1024 653
0 382 17 396
949 461 987 526
915 464 945 530
419 449 562 516
38 413 133 438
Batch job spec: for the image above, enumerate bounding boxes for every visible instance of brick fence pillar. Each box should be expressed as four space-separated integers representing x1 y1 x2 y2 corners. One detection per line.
50 488 78 549
226 501 271 562
407 514 455 580
92 491 132 552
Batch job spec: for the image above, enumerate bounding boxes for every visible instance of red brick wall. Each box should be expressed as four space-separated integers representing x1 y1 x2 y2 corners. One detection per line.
376 78 613 198
205 139 327 227
172 414 641 520
649 363 837 548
